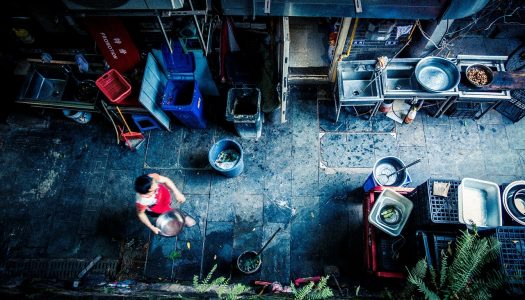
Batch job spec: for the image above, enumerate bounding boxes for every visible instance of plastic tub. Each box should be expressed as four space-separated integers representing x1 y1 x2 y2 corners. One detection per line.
96 69 131 104
208 139 244 178
458 178 502 227
161 79 205 128
368 189 413 236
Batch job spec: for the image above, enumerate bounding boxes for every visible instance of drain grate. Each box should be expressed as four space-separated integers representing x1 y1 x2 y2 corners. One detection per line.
4 258 118 280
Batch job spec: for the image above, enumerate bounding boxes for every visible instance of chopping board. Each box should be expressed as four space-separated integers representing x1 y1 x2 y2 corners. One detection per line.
459 71 525 92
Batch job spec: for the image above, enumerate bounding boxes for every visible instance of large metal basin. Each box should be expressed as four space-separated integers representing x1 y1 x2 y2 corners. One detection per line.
415 57 460 92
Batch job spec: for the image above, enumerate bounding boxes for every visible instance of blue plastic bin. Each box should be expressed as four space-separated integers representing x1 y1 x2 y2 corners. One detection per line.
160 41 205 129
161 79 206 128
208 139 244 178
363 172 412 193
162 41 195 74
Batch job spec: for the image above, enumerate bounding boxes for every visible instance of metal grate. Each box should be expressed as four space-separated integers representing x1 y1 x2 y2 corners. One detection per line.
496 227 525 287
4 258 118 280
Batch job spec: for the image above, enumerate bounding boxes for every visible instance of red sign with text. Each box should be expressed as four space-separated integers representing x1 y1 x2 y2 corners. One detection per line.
86 17 140 73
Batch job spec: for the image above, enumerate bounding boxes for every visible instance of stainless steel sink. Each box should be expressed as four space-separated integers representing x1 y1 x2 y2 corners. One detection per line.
337 60 383 105
17 64 100 110
381 58 458 98
20 65 68 101
384 67 419 92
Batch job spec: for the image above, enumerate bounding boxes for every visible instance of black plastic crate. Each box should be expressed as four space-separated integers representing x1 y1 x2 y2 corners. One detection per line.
433 235 456 269
376 231 406 272
446 102 481 118
409 179 461 225
417 231 456 270
496 226 525 287
496 92 525 123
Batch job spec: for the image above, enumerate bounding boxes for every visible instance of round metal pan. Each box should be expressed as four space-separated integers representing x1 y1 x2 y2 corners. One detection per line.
415 57 460 92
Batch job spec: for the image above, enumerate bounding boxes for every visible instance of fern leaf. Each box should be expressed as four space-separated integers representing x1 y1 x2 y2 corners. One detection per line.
438 250 448 290
203 264 217 285
429 263 438 291
294 282 314 300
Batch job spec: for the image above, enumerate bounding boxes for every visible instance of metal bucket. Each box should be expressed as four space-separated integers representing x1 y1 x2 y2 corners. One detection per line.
373 156 408 187
237 251 261 274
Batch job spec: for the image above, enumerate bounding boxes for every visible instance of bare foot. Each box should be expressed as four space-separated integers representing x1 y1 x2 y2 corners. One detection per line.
184 216 196 227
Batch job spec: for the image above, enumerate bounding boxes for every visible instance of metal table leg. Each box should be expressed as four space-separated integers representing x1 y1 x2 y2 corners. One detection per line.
433 97 456 118
475 100 501 120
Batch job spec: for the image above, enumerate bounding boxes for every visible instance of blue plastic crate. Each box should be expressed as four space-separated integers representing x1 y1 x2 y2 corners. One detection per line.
161 41 195 74
161 79 205 129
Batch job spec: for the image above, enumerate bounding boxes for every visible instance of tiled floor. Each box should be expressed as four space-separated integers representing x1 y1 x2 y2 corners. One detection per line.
1 37 524 290
2 84 524 283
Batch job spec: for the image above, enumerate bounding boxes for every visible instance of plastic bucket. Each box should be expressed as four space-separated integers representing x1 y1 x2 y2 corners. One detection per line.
209 139 244 178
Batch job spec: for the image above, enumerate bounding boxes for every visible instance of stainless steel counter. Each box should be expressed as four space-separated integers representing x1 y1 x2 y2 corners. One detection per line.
336 55 512 120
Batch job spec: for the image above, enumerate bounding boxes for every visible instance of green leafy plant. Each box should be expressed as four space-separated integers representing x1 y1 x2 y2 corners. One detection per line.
402 228 505 300
290 276 334 300
167 250 181 261
192 264 250 299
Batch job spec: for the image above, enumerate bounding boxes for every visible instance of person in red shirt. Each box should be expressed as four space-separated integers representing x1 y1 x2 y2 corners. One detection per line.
134 173 195 234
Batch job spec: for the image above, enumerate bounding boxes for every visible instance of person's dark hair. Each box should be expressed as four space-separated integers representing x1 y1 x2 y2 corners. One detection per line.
134 174 153 194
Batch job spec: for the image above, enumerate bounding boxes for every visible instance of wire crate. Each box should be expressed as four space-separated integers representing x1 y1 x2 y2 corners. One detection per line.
408 179 461 225
495 91 525 123
446 102 481 118
96 69 131 104
496 226 525 288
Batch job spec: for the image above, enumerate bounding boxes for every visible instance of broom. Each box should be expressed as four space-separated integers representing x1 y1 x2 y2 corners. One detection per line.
116 106 145 151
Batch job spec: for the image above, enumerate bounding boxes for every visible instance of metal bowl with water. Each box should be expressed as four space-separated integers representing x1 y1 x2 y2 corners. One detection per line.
415 57 460 92
155 209 185 237
373 156 407 187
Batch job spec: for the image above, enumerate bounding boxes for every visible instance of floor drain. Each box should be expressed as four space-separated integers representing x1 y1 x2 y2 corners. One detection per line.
4 258 118 280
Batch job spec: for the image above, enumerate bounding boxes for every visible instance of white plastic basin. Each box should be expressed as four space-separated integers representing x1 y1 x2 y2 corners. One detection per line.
368 189 413 236
458 178 502 227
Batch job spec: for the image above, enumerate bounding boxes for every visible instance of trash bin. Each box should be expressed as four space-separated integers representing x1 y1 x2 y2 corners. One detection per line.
226 87 262 139
161 79 206 128
208 139 244 178
363 156 412 192
160 42 206 129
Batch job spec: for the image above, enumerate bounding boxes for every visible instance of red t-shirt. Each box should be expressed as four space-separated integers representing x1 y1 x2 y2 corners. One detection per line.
135 183 171 214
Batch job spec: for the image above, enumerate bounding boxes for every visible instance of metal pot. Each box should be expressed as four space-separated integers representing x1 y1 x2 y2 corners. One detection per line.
465 64 494 87
155 209 185 237
373 156 408 187
415 57 460 92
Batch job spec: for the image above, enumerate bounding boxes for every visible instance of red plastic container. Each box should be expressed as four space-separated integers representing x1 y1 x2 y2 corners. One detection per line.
364 186 414 279
96 69 132 104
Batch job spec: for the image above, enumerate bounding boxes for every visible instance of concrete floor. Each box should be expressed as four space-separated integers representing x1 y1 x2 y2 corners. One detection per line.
0 36 524 292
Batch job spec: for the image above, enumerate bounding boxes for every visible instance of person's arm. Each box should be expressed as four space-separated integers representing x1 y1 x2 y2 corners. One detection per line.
156 174 186 203
137 209 161 234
